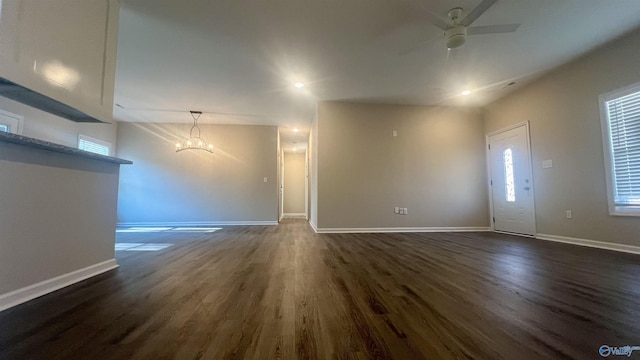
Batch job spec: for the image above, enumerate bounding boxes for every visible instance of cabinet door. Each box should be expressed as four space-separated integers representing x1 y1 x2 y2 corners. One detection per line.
0 0 118 122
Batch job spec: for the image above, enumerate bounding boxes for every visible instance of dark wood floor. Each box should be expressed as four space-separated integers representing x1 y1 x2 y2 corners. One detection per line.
1 219 640 359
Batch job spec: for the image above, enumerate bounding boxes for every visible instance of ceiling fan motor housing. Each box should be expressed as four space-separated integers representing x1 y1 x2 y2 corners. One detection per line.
445 25 467 49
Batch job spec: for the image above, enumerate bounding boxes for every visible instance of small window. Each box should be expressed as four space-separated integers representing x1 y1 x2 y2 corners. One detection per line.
78 134 111 156
600 83 640 215
0 109 23 134
504 148 516 202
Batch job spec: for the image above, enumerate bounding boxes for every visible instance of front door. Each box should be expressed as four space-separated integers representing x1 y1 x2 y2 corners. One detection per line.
488 124 536 236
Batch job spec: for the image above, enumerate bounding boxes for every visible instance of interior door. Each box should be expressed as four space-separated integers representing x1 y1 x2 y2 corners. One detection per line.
488 124 536 236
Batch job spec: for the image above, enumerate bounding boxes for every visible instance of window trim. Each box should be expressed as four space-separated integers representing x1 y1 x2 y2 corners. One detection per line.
599 82 640 216
78 134 112 156
0 109 24 134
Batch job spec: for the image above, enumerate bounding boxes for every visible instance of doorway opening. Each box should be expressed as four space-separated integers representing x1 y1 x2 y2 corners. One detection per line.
282 150 308 219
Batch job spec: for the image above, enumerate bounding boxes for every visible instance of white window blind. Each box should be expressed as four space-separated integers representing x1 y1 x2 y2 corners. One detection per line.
78 134 111 156
602 84 640 213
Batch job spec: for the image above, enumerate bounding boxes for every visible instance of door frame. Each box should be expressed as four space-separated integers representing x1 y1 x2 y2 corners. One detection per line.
280 148 285 222
485 121 537 237
305 147 309 220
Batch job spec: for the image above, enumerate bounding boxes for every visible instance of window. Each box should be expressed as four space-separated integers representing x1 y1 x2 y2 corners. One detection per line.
600 83 640 215
78 134 111 156
0 109 23 134
504 148 516 202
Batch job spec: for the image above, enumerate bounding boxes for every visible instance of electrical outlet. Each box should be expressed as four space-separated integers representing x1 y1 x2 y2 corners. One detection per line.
263 177 268 182
566 210 572 219
394 207 399 214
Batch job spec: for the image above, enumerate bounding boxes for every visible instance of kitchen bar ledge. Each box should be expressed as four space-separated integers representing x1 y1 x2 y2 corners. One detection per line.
0 131 132 164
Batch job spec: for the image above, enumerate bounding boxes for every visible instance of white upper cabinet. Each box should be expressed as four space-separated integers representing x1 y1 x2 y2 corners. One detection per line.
0 0 119 123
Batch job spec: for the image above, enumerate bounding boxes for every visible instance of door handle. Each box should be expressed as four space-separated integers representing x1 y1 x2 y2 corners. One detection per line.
524 186 530 190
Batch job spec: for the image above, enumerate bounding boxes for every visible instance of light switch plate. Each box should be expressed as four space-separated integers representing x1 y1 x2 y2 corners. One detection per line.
542 160 553 168
394 207 399 214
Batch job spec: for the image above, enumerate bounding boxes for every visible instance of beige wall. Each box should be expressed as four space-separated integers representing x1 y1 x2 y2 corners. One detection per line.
284 152 306 214
116 122 278 224
316 102 488 229
484 28 640 246
0 96 118 152
0 142 120 298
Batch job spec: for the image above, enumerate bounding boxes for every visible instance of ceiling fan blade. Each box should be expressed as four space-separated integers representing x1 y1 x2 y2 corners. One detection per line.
423 9 450 31
401 0 450 31
460 0 497 26
467 24 520 35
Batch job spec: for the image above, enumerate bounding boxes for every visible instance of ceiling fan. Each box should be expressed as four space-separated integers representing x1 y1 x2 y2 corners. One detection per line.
405 0 520 53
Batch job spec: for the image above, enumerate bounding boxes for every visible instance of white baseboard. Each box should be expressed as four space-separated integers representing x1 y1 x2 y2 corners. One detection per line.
309 221 319 233
0 259 119 312
283 213 306 218
118 221 278 227
314 226 492 234
536 234 640 255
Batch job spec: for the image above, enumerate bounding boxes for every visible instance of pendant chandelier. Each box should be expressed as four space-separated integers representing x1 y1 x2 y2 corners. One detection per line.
175 111 213 153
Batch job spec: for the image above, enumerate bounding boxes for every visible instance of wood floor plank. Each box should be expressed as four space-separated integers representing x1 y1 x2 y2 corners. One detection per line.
1 219 639 359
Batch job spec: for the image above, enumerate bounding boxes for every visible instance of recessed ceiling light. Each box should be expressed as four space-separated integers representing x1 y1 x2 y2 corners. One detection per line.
294 82 305 88
293 128 299 132
461 90 471 96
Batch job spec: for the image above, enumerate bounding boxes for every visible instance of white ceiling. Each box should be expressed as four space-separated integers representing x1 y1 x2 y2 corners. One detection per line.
114 0 640 151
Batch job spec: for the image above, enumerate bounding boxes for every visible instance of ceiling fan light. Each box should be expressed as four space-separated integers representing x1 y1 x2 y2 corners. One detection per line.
445 25 467 49
447 35 466 49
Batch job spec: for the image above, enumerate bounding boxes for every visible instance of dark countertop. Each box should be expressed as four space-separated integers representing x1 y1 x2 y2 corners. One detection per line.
0 131 132 165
